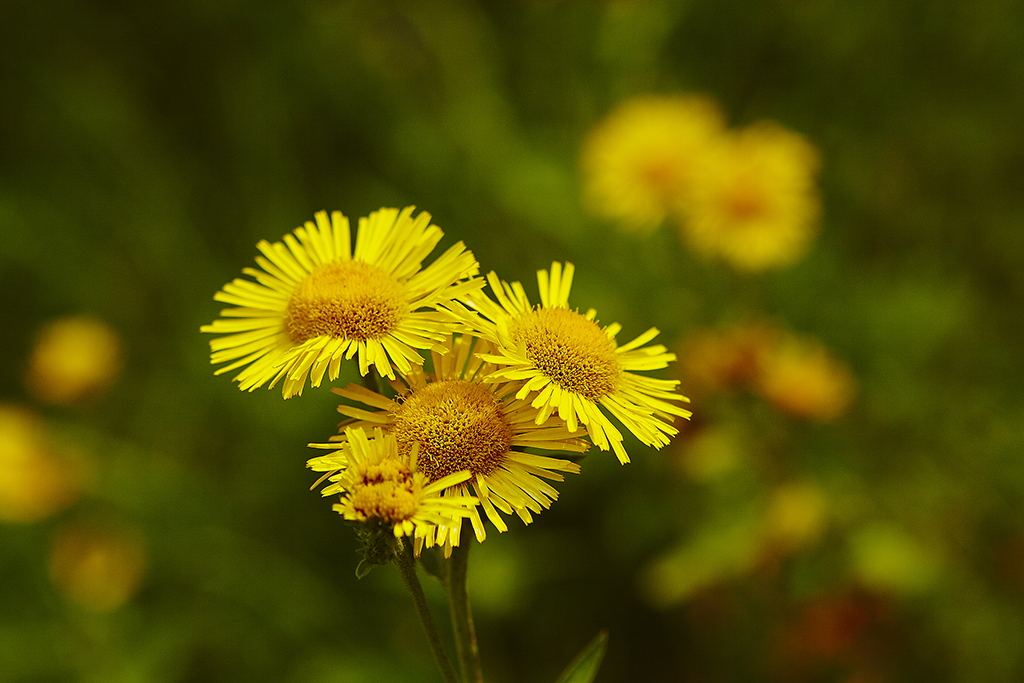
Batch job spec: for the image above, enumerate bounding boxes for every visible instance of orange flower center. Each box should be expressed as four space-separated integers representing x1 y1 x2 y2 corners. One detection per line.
285 261 405 342
722 178 769 223
640 156 686 201
391 380 513 481
510 307 621 400
347 458 420 522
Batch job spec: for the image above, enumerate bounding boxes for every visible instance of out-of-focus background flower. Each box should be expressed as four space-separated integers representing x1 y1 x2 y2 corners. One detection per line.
2 1 1023 681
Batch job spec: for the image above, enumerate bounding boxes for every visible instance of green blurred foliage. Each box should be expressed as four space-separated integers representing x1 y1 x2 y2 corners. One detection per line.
2 0 1024 681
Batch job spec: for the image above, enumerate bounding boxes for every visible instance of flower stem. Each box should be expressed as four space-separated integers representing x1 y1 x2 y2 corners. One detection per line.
393 540 461 683
360 368 381 394
447 528 483 683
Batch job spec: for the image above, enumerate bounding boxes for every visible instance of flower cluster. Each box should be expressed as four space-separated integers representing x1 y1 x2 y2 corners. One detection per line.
203 207 690 555
581 94 821 271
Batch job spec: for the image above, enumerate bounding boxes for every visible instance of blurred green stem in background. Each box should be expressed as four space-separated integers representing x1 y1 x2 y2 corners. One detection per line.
446 528 483 683
393 540 461 683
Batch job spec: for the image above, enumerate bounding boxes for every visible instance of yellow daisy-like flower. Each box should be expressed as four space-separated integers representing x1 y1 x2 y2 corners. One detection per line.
314 334 587 554
681 121 821 271
308 427 478 544
581 94 725 232
201 206 482 398
468 262 691 464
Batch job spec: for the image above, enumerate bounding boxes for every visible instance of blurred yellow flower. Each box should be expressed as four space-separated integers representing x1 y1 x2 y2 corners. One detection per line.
581 95 725 232
310 335 587 554
26 316 122 405
311 427 478 548
469 263 691 464
48 520 146 611
681 121 821 270
0 406 85 523
201 207 481 398
754 334 855 421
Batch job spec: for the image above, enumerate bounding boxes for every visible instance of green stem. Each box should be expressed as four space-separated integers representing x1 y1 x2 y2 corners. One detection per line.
360 368 381 394
393 540 461 683
447 528 483 683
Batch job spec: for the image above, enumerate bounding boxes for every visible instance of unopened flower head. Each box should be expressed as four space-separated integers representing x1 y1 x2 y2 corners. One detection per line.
681 121 821 270
309 427 478 546
317 334 587 553
467 262 691 464
581 94 725 232
201 207 482 398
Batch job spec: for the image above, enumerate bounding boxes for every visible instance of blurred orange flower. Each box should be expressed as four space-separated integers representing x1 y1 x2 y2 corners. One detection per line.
754 334 856 421
680 322 778 394
680 322 854 421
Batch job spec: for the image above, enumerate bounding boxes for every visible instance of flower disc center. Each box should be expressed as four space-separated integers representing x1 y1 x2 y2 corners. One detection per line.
285 260 405 342
510 307 621 400
348 459 419 522
640 156 685 201
391 380 513 482
722 177 768 223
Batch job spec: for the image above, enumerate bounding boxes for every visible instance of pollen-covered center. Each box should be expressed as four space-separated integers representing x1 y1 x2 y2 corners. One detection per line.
391 379 513 482
510 307 621 400
285 260 405 342
348 458 419 523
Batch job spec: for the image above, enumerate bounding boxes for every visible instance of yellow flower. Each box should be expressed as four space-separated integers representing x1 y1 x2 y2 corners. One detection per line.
201 207 481 398
581 94 725 232
309 427 478 546
468 262 691 464
312 334 587 553
26 316 122 405
0 406 86 523
681 121 821 270
753 333 855 421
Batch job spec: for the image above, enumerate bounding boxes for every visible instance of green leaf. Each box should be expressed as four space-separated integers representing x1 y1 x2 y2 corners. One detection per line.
554 630 608 683
354 558 375 579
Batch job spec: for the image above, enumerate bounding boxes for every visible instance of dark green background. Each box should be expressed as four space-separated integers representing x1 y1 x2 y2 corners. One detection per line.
2 0 1023 681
